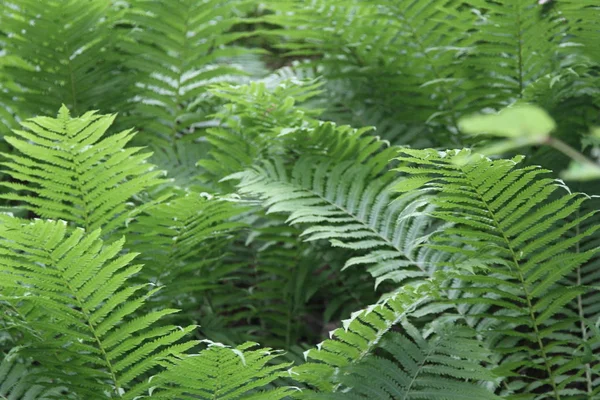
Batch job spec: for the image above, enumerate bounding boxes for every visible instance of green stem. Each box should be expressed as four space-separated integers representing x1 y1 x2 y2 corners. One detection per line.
546 137 597 168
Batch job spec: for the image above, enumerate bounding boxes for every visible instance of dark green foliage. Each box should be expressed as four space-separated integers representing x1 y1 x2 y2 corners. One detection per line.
1 0 600 399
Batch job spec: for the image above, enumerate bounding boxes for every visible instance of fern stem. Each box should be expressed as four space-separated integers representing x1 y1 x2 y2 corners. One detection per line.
574 215 593 394
402 339 436 400
49 251 123 396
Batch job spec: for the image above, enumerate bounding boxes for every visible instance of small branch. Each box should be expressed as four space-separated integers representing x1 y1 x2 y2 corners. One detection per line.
545 137 597 168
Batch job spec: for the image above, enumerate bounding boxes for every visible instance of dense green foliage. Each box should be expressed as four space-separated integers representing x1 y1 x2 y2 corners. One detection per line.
0 0 599 399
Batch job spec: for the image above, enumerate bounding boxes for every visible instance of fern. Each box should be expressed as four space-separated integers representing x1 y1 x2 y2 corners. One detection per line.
292 280 499 399
149 341 293 399
125 192 248 311
0 0 129 127
312 324 500 400
0 217 197 398
0 351 73 399
0 106 164 234
227 124 446 287
199 79 324 184
121 0 260 146
555 0 600 64
292 281 437 392
265 0 475 145
393 148 600 398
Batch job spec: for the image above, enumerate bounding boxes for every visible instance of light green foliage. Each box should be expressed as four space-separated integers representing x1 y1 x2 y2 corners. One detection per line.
150 341 293 399
0 106 164 234
0 217 197 398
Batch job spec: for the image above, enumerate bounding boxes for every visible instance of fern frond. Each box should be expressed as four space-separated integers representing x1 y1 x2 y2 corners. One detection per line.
265 0 475 144
394 148 600 397
0 0 130 119
126 192 248 297
122 0 259 145
293 281 449 393
312 323 500 400
0 217 197 398
0 106 164 234
0 350 73 399
556 0 600 64
149 341 293 399
228 126 446 287
199 79 324 183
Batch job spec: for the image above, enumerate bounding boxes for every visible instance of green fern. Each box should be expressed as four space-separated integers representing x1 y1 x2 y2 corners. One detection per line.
265 0 475 145
227 124 446 287
121 0 260 146
149 341 293 399
199 79 324 184
0 350 73 399
125 192 248 309
555 0 600 64
0 106 164 234
311 323 500 400
292 279 498 399
292 281 438 392
394 148 600 398
0 0 129 127
0 217 197 398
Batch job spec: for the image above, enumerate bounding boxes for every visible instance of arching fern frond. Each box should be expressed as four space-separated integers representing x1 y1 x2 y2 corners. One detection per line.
0 217 197 399
312 323 500 400
393 148 600 397
0 106 164 234
149 341 293 399
292 281 469 394
228 148 443 287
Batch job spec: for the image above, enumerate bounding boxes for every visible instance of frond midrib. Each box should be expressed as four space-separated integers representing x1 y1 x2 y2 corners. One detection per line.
299 179 427 276
459 162 561 399
45 247 122 395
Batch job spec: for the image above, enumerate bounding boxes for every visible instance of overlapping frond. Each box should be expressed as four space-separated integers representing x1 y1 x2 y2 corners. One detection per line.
149 341 293 399
293 282 445 392
228 136 445 287
126 192 248 296
0 217 197 398
265 0 475 145
0 0 129 124
198 79 324 183
394 148 600 397
0 352 73 399
122 0 259 145
0 106 163 234
555 0 600 64
312 323 500 400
